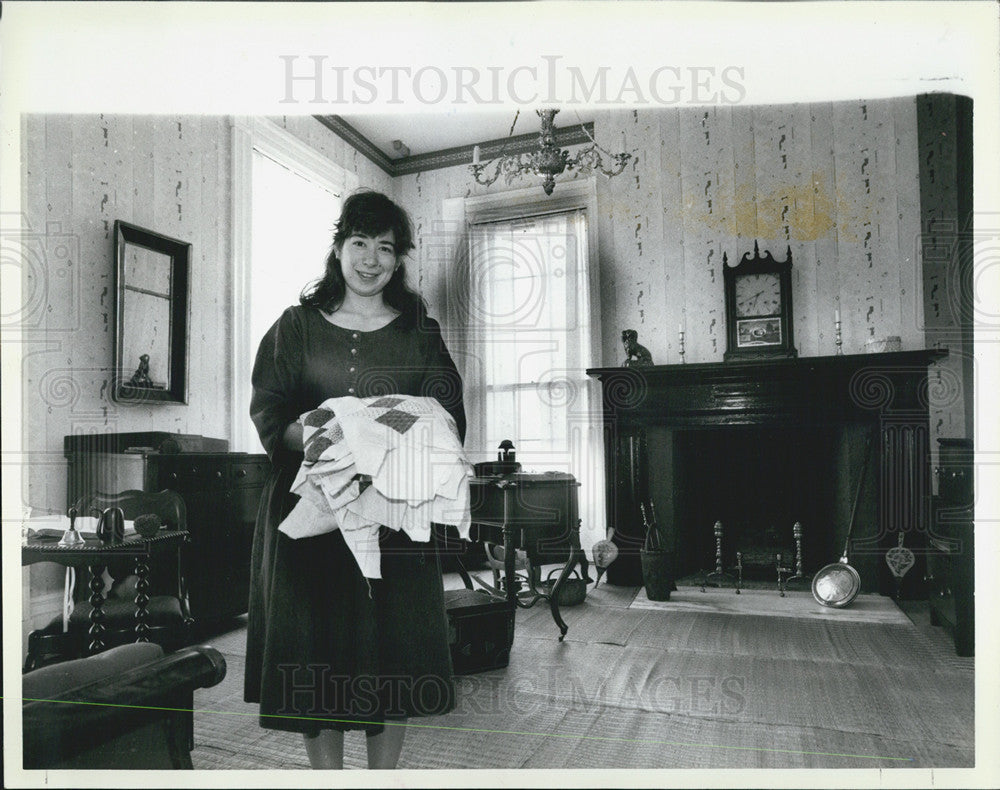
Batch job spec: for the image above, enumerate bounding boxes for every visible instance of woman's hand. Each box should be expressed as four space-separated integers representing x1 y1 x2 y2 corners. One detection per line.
283 422 304 452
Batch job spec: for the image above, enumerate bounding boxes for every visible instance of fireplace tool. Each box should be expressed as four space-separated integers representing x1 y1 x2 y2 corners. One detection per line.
884 429 917 598
591 530 619 588
812 432 875 608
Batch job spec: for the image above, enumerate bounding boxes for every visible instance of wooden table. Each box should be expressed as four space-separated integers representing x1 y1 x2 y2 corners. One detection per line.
468 474 590 640
22 531 189 654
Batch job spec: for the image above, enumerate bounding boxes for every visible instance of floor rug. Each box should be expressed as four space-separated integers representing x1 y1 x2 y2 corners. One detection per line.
190 581 973 771
628 586 911 625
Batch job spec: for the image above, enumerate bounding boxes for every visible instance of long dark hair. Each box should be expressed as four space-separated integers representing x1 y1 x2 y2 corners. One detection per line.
301 190 426 324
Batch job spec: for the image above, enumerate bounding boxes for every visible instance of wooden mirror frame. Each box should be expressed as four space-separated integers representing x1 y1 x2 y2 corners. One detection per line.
112 221 190 404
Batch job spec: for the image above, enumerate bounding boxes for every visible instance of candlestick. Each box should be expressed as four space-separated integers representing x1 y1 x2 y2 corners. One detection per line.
834 318 843 356
678 328 686 364
472 145 480 165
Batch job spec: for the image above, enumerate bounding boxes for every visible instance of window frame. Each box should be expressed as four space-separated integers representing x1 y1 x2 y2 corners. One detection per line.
230 116 357 452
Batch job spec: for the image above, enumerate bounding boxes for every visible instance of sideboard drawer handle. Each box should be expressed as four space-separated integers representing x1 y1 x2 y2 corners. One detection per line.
235 468 247 478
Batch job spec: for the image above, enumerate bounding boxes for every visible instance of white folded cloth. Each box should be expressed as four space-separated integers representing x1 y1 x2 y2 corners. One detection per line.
278 394 472 578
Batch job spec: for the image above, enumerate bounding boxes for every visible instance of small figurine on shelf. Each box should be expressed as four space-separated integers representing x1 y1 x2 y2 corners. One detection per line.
128 354 154 388
621 329 653 367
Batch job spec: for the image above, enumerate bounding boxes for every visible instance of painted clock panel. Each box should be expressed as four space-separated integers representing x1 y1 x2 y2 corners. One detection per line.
736 317 783 347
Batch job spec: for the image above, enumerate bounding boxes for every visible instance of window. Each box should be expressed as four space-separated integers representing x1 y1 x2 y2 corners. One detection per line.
469 210 591 457
456 180 606 549
248 150 341 360
231 118 357 452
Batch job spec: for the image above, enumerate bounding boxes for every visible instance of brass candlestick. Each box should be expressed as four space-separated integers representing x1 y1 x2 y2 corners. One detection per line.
58 506 84 546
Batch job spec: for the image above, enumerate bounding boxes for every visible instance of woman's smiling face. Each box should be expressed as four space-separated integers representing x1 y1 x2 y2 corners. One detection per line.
338 230 398 299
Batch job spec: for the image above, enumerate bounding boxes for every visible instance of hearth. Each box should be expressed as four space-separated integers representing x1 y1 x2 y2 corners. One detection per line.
588 350 946 598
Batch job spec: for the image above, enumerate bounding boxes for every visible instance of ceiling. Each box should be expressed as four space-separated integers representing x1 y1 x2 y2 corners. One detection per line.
336 108 598 159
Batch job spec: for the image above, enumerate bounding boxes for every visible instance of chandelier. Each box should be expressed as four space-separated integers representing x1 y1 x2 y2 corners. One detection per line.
470 109 632 195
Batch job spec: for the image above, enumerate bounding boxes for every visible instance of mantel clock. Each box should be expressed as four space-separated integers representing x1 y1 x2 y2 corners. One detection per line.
723 241 797 361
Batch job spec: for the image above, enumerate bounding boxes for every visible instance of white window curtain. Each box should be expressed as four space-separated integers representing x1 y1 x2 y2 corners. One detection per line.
459 185 606 555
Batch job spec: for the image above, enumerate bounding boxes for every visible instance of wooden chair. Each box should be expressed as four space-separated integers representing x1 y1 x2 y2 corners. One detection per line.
24 489 194 671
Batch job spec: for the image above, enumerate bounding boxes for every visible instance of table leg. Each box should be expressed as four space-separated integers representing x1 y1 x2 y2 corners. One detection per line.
545 546 585 641
134 556 151 642
503 524 519 606
87 565 107 654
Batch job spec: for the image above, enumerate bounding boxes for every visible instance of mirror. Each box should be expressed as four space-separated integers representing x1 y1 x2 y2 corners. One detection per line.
112 221 190 404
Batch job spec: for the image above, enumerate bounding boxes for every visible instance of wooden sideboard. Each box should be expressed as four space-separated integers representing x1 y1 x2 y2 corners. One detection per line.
65 433 269 625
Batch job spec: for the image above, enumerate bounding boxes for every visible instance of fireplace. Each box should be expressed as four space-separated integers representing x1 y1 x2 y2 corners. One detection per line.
587 350 946 596
667 424 840 581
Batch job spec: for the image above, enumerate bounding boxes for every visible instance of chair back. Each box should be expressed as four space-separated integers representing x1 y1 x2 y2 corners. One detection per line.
70 489 187 601
75 489 186 531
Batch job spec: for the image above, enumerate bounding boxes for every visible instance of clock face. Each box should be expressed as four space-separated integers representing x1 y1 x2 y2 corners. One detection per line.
734 273 782 317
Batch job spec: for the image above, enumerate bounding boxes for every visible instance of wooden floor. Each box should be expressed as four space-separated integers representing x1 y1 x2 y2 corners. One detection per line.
190 573 976 775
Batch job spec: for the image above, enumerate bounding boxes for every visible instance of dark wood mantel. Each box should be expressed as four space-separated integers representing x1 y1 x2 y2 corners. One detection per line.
587 349 948 429
587 350 949 595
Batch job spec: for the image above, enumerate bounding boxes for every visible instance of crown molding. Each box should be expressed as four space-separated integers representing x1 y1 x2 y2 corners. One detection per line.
315 115 394 175
314 115 595 178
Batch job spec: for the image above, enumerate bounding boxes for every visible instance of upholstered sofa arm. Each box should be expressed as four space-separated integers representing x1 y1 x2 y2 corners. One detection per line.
22 643 226 769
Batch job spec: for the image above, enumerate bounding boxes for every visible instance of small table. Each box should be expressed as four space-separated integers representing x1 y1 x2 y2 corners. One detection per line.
22 531 189 654
469 474 590 640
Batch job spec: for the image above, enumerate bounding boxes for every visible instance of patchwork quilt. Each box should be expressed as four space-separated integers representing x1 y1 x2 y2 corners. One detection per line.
278 394 473 578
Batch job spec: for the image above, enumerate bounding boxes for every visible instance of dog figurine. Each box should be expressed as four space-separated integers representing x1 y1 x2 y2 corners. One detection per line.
128 353 153 387
622 329 653 367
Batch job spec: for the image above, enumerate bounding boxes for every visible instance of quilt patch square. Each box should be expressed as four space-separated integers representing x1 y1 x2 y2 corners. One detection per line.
370 396 405 409
303 407 336 428
374 408 419 434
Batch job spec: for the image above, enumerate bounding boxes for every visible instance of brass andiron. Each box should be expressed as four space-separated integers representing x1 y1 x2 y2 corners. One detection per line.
777 521 810 595
701 520 737 593
777 552 792 597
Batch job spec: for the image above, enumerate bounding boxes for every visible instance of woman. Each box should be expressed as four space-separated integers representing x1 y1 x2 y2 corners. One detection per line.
244 190 466 769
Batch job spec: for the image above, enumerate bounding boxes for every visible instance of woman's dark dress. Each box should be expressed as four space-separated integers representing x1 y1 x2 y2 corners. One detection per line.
243 305 466 734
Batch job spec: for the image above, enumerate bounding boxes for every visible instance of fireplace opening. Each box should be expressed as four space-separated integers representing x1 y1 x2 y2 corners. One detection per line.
658 425 843 582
